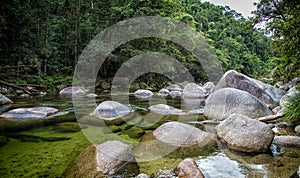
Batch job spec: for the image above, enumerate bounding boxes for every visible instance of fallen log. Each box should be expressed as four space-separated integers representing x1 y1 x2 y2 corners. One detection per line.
258 113 284 122
0 80 39 95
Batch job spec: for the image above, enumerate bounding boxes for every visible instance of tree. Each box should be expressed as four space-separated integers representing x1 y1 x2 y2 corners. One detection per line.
252 0 300 81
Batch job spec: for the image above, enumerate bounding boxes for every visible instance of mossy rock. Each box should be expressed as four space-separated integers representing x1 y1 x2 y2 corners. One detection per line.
120 123 133 132
0 135 8 146
108 125 122 133
0 112 76 133
54 122 82 133
124 126 145 139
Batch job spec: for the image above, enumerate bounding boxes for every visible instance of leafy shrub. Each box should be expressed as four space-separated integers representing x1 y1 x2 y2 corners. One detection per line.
282 92 300 123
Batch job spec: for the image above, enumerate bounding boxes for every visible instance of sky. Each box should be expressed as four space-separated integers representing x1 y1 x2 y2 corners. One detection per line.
202 0 259 18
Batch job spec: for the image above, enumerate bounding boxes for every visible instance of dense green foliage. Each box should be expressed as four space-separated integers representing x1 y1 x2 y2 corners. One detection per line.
0 0 276 87
282 92 300 123
253 0 300 82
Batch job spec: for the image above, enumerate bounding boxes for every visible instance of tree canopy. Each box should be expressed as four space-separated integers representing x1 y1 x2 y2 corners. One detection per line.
0 0 279 88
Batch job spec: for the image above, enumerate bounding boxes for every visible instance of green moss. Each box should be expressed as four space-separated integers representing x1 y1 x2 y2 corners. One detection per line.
0 136 8 146
54 122 82 133
124 127 145 139
0 126 90 178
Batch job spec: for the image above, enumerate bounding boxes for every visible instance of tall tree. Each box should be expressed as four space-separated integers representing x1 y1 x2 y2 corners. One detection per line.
253 0 300 81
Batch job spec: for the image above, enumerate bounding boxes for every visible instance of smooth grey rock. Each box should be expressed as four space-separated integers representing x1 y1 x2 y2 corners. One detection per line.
215 70 286 109
272 136 300 157
174 158 205 178
202 82 215 94
64 142 139 178
169 91 181 99
216 114 274 152
85 93 97 98
136 173 149 178
153 121 215 147
134 89 153 99
157 88 169 97
59 86 86 97
92 101 131 120
273 136 300 147
148 104 185 115
182 83 206 98
0 93 13 105
204 88 272 121
0 106 58 120
167 84 182 92
280 91 300 110
295 125 300 136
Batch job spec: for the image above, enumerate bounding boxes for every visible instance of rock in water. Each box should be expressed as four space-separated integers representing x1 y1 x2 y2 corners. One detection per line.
174 158 205 178
148 104 185 115
167 84 182 92
182 83 206 98
0 93 13 105
0 106 58 120
215 70 285 109
204 88 272 121
59 86 85 97
169 91 181 99
216 114 274 153
157 88 169 97
134 89 153 99
153 122 215 147
92 101 131 120
63 141 140 177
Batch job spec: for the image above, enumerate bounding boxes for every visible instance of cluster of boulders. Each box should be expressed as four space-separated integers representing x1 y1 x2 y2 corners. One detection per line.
66 70 300 177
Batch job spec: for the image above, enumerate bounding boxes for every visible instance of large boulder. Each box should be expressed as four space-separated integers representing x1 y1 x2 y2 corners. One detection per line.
0 106 58 120
63 141 140 178
134 89 153 99
169 91 182 99
216 114 274 153
59 86 86 97
204 88 272 121
182 83 206 99
153 122 216 147
215 70 286 109
92 101 131 120
174 158 205 178
133 122 217 160
148 104 185 115
0 93 13 105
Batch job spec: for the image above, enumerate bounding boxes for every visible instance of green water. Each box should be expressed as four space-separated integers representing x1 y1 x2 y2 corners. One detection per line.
0 94 299 177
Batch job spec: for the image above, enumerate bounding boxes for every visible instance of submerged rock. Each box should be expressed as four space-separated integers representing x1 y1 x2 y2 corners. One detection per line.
216 114 274 153
0 106 58 120
167 84 182 92
92 101 131 120
182 83 206 98
134 89 153 99
63 141 140 177
0 93 13 105
133 122 217 160
59 86 86 97
215 70 286 109
157 88 169 97
174 158 205 178
169 91 181 99
148 104 185 115
153 122 216 147
204 88 272 121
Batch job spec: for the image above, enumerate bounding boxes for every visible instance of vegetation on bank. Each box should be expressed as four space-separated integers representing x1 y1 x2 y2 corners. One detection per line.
2 0 298 88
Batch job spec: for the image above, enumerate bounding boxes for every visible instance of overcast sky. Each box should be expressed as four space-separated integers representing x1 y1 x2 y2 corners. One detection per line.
202 0 259 18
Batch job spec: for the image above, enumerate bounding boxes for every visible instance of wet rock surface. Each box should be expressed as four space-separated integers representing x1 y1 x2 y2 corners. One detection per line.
216 114 274 152
204 88 272 120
